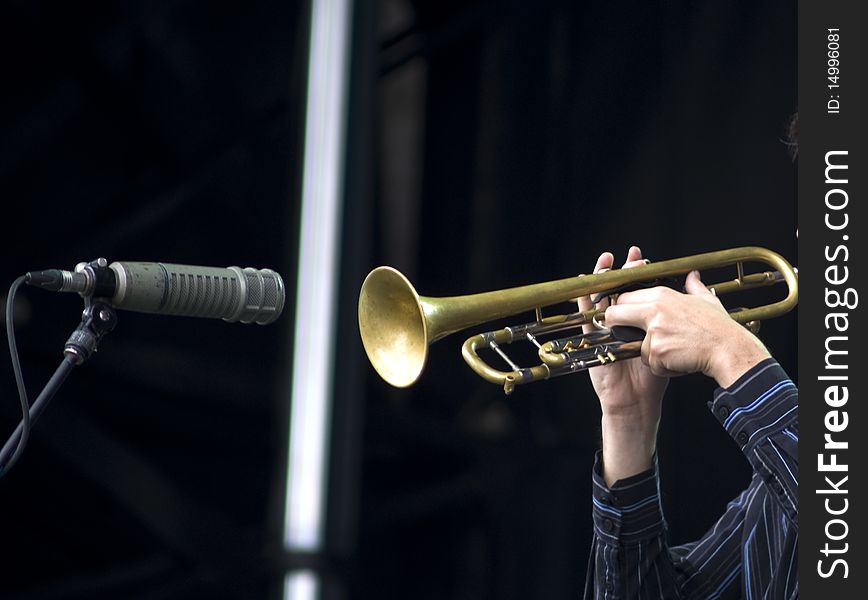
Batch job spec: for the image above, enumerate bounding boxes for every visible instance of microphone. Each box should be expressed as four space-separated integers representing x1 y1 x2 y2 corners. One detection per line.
25 259 285 325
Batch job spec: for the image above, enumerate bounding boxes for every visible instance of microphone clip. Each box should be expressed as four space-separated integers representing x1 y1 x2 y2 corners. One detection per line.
62 259 121 365
64 302 117 365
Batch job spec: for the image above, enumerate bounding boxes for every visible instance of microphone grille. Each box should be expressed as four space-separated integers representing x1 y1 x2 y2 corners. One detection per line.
233 267 285 325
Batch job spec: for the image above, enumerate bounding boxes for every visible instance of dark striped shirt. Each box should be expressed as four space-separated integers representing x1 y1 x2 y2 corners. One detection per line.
584 359 798 599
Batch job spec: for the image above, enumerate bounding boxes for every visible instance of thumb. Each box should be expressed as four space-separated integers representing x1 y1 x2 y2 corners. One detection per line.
684 270 714 296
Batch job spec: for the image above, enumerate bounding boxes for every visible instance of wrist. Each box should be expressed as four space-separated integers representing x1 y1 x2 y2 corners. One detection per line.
706 326 771 388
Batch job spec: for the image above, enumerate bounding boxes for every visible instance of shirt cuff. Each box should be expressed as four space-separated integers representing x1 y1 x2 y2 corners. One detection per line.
591 450 665 544
708 358 798 453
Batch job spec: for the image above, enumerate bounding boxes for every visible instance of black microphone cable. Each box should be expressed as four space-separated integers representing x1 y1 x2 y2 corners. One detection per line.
2 276 31 477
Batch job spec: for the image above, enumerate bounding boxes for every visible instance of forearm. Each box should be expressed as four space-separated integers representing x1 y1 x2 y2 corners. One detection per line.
600 409 659 486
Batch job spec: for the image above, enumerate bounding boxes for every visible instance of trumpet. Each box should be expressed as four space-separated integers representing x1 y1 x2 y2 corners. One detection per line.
358 247 797 394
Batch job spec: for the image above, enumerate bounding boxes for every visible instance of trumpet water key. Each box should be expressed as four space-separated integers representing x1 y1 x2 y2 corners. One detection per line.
358 247 798 394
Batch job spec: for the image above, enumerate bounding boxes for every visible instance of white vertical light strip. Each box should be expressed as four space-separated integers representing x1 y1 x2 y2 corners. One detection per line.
284 0 352 597
285 571 319 600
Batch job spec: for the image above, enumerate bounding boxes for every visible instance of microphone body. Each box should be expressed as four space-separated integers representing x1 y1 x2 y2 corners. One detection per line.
26 261 285 325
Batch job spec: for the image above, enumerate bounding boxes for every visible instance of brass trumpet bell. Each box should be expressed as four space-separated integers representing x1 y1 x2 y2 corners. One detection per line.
358 267 429 388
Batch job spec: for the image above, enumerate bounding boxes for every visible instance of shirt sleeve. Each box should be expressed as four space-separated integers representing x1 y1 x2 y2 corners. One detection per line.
708 358 798 520
585 451 683 599
584 358 798 600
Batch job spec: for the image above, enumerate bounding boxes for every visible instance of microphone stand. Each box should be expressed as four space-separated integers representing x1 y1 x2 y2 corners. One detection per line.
0 296 117 475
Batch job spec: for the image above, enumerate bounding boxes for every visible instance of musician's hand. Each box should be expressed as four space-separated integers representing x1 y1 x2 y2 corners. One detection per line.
604 270 771 388
577 246 667 484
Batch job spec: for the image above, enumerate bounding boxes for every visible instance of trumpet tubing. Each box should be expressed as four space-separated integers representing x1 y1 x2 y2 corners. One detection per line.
358 247 798 393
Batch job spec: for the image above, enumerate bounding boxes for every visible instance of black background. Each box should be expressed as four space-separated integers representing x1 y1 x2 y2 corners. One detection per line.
2 1 796 598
